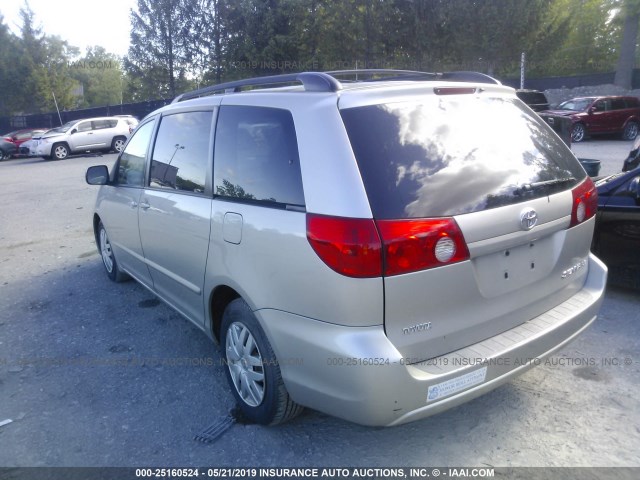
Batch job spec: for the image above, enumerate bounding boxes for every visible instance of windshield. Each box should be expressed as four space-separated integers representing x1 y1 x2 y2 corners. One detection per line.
341 95 586 219
558 99 593 111
48 121 77 134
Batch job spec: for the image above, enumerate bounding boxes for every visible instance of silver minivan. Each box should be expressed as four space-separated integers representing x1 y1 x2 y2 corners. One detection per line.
86 71 607 426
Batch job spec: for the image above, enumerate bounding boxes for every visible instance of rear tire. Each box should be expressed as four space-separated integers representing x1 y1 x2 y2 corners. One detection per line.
622 121 639 141
571 123 587 142
221 298 303 425
0 149 7 160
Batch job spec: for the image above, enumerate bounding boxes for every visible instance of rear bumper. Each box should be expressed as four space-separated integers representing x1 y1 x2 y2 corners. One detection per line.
258 253 607 426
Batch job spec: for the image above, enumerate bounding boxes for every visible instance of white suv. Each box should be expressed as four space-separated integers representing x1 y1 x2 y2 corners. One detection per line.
86 70 607 426
31 116 131 160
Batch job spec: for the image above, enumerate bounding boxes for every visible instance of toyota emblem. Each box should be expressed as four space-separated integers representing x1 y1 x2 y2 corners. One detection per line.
520 208 538 231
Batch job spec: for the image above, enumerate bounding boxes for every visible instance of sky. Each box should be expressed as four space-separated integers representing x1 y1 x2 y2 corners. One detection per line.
0 0 138 57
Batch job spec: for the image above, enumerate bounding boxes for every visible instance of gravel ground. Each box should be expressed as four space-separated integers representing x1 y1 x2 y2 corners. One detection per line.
0 151 638 471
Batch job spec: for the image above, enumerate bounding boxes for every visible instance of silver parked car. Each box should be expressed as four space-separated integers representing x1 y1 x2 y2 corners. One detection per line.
31 117 131 160
86 70 607 426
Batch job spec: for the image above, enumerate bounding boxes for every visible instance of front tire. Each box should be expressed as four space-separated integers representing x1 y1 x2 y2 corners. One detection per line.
221 298 303 425
0 149 7 161
98 221 128 282
52 143 69 160
622 121 639 140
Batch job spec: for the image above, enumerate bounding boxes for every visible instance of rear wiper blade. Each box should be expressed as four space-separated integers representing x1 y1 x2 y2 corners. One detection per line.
514 177 575 195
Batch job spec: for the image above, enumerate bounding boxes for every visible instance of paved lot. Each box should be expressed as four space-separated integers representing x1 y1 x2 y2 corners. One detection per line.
571 137 633 177
0 149 639 469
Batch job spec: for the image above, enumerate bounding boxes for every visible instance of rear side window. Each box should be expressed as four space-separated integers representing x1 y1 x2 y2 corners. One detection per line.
213 106 305 207
150 111 213 194
612 98 626 110
117 120 156 186
341 96 586 219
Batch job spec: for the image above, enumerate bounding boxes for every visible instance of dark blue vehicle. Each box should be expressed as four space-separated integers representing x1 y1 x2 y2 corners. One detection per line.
593 166 640 289
623 136 640 171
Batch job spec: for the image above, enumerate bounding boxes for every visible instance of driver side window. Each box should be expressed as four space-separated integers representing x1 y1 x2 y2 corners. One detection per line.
116 119 156 187
77 121 92 133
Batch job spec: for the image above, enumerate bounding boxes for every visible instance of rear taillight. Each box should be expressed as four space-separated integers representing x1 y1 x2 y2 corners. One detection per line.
376 218 470 276
307 214 469 278
570 177 598 227
306 214 382 278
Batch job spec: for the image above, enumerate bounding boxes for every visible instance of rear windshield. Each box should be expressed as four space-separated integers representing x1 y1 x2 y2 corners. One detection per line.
340 95 585 219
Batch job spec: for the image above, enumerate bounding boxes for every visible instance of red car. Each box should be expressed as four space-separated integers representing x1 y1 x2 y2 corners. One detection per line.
541 96 640 142
2 128 49 148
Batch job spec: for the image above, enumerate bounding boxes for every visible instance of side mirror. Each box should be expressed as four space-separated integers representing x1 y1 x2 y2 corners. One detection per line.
588 107 596 114
86 165 109 185
70 129 77 134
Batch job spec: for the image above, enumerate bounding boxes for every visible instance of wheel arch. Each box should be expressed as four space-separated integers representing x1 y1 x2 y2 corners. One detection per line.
92 213 102 250
209 284 241 342
52 141 70 150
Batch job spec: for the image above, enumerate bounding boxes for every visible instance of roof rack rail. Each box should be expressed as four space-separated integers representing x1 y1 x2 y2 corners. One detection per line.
172 69 501 103
437 71 501 85
324 69 439 81
324 69 500 85
172 72 341 103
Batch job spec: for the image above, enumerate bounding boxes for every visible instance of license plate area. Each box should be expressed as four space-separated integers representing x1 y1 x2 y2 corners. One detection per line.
472 236 557 298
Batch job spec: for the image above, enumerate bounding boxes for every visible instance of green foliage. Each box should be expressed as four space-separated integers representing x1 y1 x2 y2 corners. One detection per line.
0 15 24 116
124 0 197 100
0 2 126 116
176 0 574 81
538 0 620 76
69 47 124 108
2 0 640 115
13 3 79 113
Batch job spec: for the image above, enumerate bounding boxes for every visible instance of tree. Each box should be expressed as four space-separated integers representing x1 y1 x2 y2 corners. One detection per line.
0 15 24 116
69 47 124 107
125 0 198 100
221 0 307 78
12 2 79 113
614 0 640 88
432 0 568 76
537 0 619 77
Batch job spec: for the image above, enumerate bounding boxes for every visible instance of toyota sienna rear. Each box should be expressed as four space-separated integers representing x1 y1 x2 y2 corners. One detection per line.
87 71 607 426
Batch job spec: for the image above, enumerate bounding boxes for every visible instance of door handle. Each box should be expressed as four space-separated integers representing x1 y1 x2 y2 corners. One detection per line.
130 201 138 209
139 202 151 210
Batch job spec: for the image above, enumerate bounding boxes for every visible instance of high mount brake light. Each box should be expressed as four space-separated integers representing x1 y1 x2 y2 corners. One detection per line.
434 87 476 95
